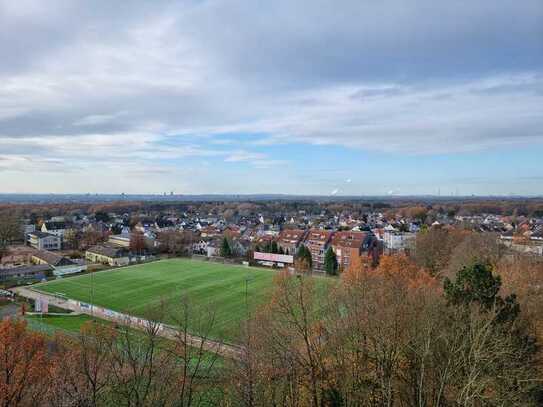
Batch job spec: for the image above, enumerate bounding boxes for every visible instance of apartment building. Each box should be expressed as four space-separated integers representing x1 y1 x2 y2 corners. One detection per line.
331 231 372 271
303 229 333 272
41 221 67 238
277 229 307 255
28 231 61 251
383 226 416 252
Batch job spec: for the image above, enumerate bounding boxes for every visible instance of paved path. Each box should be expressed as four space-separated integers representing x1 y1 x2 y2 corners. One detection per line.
0 302 19 319
12 286 244 360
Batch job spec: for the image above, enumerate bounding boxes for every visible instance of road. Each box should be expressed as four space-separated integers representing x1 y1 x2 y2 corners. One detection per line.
11 286 244 360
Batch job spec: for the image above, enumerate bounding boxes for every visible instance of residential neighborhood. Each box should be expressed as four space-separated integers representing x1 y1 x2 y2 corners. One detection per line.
2 198 543 285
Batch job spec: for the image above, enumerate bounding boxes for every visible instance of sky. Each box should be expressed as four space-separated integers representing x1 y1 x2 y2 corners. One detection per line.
0 0 542 196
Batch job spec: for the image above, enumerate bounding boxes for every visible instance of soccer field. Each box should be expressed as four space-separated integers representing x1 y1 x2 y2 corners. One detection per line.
35 259 282 341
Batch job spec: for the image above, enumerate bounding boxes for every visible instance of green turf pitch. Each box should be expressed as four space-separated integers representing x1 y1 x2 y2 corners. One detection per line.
35 259 280 341
26 314 97 335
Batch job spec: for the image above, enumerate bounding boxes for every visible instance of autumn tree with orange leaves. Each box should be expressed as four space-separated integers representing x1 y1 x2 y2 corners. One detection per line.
0 319 52 407
232 254 542 406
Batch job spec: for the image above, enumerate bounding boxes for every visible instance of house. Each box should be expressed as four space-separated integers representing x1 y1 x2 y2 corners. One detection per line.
41 221 67 238
31 250 87 276
303 229 333 272
193 239 210 255
200 226 222 238
28 231 61 251
206 239 223 257
331 231 372 271
86 245 129 266
277 229 307 255
0 264 52 282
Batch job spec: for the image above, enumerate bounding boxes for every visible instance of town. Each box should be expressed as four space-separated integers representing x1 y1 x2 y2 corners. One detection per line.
1 197 543 282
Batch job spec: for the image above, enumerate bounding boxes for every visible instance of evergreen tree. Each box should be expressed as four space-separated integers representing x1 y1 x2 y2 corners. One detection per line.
324 246 338 276
271 241 279 254
296 245 312 269
220 237 232 257
444 263 520 323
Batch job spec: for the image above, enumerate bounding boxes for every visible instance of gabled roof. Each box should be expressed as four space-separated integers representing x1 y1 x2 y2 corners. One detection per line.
0 264 53 277
304 229 333 245
29 231 59 239
32 250 76 267
331 231 368 249
43 221 66 230
278 229 306 245
87 244 128 258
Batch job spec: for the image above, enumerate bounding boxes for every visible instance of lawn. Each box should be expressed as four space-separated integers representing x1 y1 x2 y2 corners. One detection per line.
26 314 99 335
34 259 294 341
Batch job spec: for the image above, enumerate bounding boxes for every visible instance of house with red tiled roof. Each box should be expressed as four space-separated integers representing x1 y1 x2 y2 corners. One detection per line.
277 229 307 255
200 226 222 238
254 235 274 251
302 229 333 272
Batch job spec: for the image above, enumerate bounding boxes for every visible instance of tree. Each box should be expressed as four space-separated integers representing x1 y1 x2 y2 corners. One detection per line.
129 231 146 255
444 262 520 323
94 211 110 223
81 229 107 249
413 227 468 275
323 246 338 276
295 245 312 273
64 228 81 251
498 255 543 345
0 319 52 406
0 212 21 261
445 232 505 276
442 263 540 404
158 230 194 256
49 322 116 407
233 272 327 406
220 236 232 258
271 240 279 254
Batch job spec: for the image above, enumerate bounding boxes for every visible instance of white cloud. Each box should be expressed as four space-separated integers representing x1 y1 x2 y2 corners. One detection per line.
0 0 541 193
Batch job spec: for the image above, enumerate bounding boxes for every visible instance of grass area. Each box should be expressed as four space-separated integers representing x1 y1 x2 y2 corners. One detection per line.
34 258 325 341
30 314 94 332
25 313 226 375
25 314 101 335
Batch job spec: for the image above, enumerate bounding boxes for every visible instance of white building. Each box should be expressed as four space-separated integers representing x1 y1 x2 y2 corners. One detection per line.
383 228 416 252
28 232 61 251
41 221 67 238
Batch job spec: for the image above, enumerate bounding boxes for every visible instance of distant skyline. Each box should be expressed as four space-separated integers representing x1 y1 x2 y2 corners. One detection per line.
1 1 542 195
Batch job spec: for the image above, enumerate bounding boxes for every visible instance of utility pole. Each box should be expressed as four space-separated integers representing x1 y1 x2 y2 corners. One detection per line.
245 276 253 319
90 269 95 320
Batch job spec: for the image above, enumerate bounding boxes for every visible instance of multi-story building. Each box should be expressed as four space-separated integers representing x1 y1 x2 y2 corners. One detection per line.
303 229 333 272
277 229 307 255
28 231 61 251
331 231 372 271
383 226 416 252
41 221 67 238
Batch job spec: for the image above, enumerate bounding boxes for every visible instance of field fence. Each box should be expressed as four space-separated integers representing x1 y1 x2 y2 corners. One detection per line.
191 254 242 265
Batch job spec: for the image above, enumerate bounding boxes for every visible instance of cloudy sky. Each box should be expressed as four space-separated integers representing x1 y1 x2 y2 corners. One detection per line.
1 0 542 196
